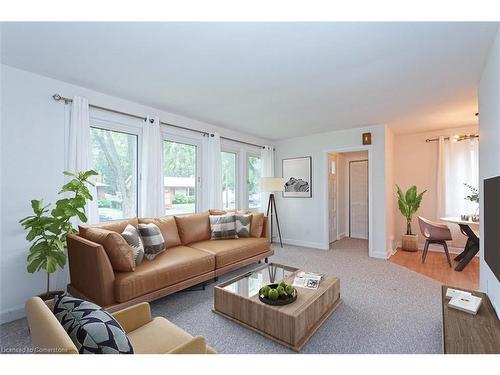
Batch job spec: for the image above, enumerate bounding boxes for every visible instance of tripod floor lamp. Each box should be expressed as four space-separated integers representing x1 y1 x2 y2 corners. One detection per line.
260 177 284 248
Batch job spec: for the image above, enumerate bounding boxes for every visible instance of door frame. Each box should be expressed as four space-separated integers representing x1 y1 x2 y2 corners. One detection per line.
349 159 369 239
328 153 339 243
322 146 373 256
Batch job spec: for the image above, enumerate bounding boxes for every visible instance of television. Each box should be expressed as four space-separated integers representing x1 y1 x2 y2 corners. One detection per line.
484 175 500 282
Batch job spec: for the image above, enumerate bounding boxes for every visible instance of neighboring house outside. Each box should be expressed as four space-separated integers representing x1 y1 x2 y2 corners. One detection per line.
164 176 195 208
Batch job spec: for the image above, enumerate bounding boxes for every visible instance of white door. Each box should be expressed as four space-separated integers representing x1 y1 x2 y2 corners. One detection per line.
328 155 338 242
349 160 368 239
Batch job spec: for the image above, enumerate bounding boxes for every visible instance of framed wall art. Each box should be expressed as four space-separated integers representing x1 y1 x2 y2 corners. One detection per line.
282 156 312 198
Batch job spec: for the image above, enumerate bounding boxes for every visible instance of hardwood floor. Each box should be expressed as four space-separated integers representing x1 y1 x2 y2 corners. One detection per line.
389 248 479 290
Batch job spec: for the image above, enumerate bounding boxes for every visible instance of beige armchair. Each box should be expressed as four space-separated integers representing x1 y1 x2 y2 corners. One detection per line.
25 297 215 354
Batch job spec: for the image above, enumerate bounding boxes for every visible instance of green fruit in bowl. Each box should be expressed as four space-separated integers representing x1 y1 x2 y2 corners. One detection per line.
276 285 286 296
279 281 287 289
268 288 279 301
260 285 271 298
285 285 295 296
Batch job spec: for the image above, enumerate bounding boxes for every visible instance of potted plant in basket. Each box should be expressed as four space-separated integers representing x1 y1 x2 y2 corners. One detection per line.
396 185 426 252
19 170 97 302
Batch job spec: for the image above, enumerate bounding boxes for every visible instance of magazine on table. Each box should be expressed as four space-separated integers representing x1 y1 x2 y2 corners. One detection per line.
292 271 324 289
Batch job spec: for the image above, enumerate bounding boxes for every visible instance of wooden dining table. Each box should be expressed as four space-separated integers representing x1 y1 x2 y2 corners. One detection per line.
440 217 480 272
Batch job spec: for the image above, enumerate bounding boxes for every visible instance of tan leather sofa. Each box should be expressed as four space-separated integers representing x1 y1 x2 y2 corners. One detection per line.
67 211 271 312
25 297 215 354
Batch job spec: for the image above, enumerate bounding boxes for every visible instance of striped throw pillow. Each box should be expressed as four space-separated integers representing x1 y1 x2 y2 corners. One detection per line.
121 224 145 266
138 223 166 260
209 214 238 240
235 214 252 238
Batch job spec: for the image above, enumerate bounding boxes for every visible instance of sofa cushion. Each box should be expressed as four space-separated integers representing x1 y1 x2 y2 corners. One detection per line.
114 246 215 303
54 295 134 354
121 224 145 266
79 218 139 237
138 223 166 260
127 316 193 354
209 214 238 240
174 212 211 245
250 213 265 238
81 227 135 272
138 216 182 248
189 238 270 268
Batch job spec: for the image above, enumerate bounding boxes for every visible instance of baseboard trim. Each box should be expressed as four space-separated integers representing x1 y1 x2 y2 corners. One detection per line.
394 241 474 255
1 304 25 324
371 251 388 259
281 238 328 250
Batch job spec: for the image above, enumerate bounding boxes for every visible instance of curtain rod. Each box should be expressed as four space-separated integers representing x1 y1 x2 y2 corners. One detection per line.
425 134 478 143
52 94 270 149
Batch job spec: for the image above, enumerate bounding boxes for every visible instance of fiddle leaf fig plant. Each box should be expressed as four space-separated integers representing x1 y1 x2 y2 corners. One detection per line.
396 185 426 235
19 170 98 299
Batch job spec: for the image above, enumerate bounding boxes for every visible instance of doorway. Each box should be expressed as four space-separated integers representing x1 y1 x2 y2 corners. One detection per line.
327 150 369 247
349 159 368 239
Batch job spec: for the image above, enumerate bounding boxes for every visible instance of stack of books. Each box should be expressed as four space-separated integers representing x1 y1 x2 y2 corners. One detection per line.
292 271 324 290
445 288 482 315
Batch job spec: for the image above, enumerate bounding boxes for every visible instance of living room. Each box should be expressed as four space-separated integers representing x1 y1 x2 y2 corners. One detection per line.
1 1 500 372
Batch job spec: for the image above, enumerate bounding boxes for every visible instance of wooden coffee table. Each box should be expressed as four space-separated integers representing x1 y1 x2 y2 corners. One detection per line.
213 263 341 352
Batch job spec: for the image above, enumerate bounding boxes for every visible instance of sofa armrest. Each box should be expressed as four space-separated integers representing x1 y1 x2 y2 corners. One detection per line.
262 216 269 238
112 302 152 333
166 336 209 354
67 234 115 307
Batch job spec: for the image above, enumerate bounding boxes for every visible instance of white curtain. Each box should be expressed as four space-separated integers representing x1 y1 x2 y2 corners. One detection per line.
436 136 479 246
140 116 165 217
441 137 479 217
67 96 99 224
260 145 275 213
436 136 446 219
204 132 222 210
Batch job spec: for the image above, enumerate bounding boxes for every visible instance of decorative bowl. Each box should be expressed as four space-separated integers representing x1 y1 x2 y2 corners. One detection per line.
258 283 297 306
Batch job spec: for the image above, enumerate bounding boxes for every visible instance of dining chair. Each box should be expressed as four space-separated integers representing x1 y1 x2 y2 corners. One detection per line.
417 216 453 267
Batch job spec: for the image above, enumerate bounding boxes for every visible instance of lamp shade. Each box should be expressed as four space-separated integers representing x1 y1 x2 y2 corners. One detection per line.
260 177 285 192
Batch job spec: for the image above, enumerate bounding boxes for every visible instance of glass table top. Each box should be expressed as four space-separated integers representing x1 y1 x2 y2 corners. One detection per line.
222 263 299 298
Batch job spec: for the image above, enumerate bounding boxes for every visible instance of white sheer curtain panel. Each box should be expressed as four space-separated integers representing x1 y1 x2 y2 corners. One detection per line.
260 145 275 213
67 96 99 224
204 132 222 210
442 137 479 216
140 116 165 217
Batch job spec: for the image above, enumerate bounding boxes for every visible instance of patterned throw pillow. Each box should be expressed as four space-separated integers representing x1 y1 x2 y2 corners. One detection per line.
121 224 144 266
235 214 252 238
209 214 238 240
53 295 134 354
138 223 166 260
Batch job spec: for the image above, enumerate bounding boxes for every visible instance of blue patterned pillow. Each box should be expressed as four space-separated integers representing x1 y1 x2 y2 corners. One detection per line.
54 295 134 354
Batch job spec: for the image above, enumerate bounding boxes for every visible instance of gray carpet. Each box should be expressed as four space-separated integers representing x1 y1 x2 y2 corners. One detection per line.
0 239 442 354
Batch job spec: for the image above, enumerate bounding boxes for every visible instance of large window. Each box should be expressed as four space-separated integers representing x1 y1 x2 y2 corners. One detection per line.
163 140 197 215
222 151 237 209
247 155 261 209
91 127 138 222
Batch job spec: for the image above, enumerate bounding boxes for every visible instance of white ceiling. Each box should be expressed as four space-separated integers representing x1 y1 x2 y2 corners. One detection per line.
1 22 498 140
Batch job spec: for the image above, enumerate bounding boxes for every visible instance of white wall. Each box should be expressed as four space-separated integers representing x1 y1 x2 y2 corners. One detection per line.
0 64 272 323
274 124 390 258
385 127 395 254
478 27 500 315
393 125 479 251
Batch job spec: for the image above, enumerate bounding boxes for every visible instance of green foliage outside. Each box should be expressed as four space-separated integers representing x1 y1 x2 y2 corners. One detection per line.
396 185 426 235
173 193 195 204
19 170 97 298
163 141 196 178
